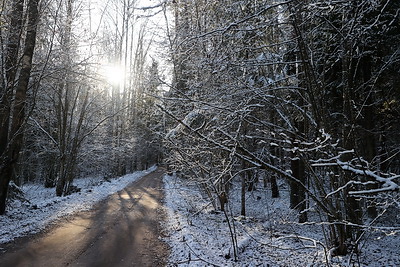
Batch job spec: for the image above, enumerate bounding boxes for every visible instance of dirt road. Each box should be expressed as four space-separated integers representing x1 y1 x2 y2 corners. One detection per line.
0 168 170 267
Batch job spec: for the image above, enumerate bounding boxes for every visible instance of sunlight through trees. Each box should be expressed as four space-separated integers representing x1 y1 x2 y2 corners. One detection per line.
0 0 399 265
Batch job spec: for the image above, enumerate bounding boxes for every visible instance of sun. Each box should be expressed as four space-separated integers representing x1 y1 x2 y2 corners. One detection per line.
100 64 125 86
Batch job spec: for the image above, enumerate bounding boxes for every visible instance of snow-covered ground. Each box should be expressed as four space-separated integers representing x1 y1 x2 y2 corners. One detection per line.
163 174 400 267
0 166 156 245
1 168 398 266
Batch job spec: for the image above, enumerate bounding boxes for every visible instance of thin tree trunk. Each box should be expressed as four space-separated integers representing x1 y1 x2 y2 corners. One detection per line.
0 0 24 155
289 125 307 223
269 110 280 198
360 56 378 218
337 37 362 255
241 174 246 216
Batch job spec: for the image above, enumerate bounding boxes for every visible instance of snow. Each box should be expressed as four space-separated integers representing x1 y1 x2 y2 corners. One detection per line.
0 166 156 245
1 167 399 266
163 174 400 267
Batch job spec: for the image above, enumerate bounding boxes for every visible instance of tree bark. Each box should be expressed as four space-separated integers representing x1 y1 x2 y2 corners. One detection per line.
0 0 40 215
0 0 24 155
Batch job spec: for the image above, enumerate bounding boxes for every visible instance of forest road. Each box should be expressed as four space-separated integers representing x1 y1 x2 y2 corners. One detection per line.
0 168 170 267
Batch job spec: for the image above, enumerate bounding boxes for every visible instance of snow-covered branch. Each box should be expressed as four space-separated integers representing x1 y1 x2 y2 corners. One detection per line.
337 160 400 194
313 152 399 195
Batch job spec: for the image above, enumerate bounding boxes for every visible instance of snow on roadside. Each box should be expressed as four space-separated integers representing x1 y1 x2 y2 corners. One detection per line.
163 174 400 267
0 166 156 245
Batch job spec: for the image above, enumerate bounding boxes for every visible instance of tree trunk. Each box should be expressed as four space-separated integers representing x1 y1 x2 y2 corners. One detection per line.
0 0 40 214
360 56 378 218
290 154 307 223
339 38 362 253
290 122 307 223
0 0 24 155
269 135 280 198
270 175 279 198
241 174 246 216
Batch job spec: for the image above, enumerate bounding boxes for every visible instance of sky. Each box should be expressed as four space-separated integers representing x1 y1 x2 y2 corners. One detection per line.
84 0 170 93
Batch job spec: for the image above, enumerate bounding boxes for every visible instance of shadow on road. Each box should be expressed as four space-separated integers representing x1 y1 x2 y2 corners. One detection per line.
0 168 169 267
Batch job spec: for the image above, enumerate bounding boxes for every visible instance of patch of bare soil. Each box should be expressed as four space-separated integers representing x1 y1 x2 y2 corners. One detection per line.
0 168 170 267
